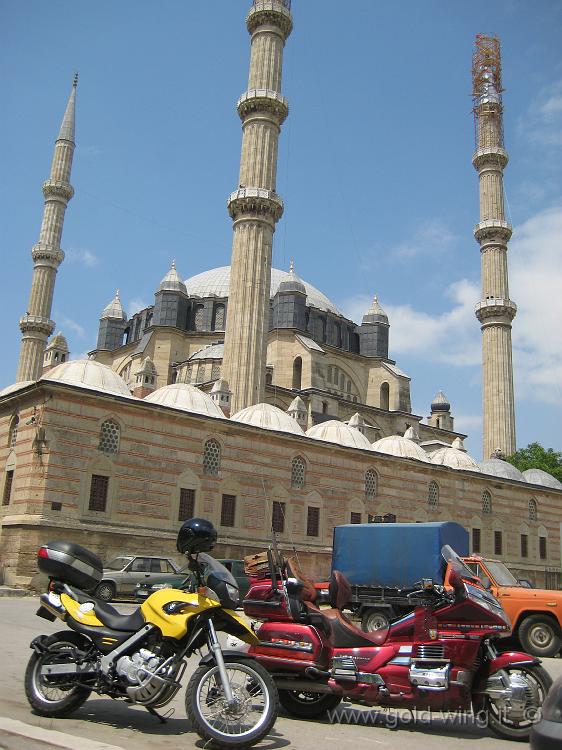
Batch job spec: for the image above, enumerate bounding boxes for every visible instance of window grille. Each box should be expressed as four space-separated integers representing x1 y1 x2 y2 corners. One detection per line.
89 475 109 512
291 456 305 489
529 498 538 521
365 470 378 500
221 494 236 527
482 490 492 514
203 439 221 476
213 304 225 331
194 304 204 331
539 536 547 560
9 416 19 449
211 363 221 380
350 512 361 524
521 534 528 558
272 501 285 533
428 481 439 508
98 420 120 455
2 470 14 506
494 530 503 555
307 506 319 537
178 488 195 521
472 528 481 553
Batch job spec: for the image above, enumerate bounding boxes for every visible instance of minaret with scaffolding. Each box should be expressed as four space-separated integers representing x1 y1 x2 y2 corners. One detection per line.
221 1 292 413
16 76 77 383
472 35 517 459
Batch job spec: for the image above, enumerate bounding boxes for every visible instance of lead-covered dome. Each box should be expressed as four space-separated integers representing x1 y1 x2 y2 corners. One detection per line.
185 266 343 316
306 420 372 450
431 446 480 471
372 435 431 462
157 260 187 294
523 469 562 490
0 381 34 397
479 457 525 482
145 383 223 418
41 360 132 397
431 390 450 412
231 403 304 435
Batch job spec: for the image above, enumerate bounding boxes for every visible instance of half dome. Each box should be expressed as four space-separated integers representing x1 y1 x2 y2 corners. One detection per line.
431 446 480 471
231 403 304 435
372 435 431 462
145 383 223 418
479 457 525 482
306 420 372 450
0 381 34 398
41 360 133 397
523 468 562 490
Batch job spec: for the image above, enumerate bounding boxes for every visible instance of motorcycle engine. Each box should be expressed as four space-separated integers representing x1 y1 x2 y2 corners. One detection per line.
116 649 161 685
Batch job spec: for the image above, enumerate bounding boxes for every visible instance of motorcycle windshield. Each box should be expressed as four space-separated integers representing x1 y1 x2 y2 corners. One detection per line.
197 553 237 588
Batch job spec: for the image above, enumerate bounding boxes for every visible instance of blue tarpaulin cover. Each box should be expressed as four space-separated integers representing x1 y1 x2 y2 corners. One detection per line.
331 522 469 588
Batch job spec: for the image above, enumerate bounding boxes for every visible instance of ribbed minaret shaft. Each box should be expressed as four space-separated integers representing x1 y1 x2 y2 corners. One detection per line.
221 1 292 413
471 36 516 458
16 76 77 382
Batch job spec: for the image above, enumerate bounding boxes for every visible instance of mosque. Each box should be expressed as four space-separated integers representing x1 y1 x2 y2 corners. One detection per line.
1 1 560 588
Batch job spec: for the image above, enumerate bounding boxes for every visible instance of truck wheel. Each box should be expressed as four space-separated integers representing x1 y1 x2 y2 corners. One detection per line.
518 615 561 657
361 609 390 633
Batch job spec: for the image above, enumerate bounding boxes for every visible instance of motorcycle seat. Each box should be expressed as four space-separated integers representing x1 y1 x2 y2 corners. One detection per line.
319 607 388 648
65 585 145 632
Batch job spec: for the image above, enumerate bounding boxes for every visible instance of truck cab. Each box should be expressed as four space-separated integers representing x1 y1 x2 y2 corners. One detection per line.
461 555 562 657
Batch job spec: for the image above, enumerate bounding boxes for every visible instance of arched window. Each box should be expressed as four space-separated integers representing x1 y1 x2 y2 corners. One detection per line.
194 304 205 331
211 363 221 380
380 382 389 410
334 322 342 347
291 456 306 489
8 415 19 449
203 439 221 476
212 304 225 331
529 498 538 522
292 357 302 390
98 419 120 455
428 481 439 509
482 490 492 515
365 469 378 500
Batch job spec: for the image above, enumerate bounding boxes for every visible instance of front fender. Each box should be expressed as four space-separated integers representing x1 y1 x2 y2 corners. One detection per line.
216 609 259 646
473 651 540 694
199 650 256 667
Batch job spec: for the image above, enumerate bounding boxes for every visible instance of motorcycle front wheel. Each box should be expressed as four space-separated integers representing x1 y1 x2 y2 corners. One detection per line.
24 631 92 717
186 657 278 748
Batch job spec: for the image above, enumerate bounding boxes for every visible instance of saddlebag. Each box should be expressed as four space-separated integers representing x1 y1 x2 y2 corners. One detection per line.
37 540 103 592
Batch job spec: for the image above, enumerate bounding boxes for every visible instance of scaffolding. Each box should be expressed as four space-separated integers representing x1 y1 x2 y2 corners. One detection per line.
472 34 504 150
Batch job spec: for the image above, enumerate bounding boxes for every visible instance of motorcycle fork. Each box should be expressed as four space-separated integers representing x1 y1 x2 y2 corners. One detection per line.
206 619 235 706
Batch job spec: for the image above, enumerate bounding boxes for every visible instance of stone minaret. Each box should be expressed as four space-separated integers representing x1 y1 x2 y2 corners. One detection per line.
221 0 292 413
472 36 516 459
17 76 77 382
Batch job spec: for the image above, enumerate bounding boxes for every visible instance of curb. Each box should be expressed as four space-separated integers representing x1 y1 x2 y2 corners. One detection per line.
0 586 33 597
0 717 125 750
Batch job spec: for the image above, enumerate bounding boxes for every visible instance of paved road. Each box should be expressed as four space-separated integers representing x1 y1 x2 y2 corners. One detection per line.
0 597 561 750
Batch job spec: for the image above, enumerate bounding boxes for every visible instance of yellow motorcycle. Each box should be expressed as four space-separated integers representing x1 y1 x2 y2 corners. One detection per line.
25 520 278 749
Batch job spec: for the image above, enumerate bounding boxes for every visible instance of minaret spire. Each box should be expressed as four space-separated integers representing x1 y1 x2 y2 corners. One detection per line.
16 77 77 382
472 35 516 458
221 0 292 413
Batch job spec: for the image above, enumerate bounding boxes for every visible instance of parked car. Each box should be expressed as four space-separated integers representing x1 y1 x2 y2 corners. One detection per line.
135 558 249 603
518 578 535 588
96 555 180 601
530 673 562 749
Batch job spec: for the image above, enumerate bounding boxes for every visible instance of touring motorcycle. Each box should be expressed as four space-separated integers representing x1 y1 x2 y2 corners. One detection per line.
25 518 278 748
243 545 551 740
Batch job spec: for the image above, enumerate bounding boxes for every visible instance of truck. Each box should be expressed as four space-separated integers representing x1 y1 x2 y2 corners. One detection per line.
330 522 562 658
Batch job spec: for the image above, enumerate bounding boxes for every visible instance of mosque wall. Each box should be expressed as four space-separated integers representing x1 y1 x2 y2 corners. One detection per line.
1 381 560 589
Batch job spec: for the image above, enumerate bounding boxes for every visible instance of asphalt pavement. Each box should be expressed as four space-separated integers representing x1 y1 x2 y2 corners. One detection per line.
0 596 561 750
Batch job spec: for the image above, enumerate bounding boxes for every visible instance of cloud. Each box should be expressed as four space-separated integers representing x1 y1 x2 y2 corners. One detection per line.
392 218 458 261
57 315 85 338
76 144 102 157
518 79 562 147
453 414 483 432
127 298 149 317
65 248 99 268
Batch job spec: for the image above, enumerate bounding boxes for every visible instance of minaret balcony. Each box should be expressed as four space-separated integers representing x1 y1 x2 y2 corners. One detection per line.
31 243 65 267
474 219 512 245
42 179 74 203
19 314 56 336
472 147 508 171
227 187 284 222
475 298 517 325
247 1 293 39
237 89 289 124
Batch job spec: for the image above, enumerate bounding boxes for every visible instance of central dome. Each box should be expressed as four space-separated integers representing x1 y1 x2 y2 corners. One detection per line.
185 266 343 316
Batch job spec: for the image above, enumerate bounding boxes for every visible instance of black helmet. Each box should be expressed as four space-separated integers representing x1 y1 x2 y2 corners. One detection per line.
177 517 217 555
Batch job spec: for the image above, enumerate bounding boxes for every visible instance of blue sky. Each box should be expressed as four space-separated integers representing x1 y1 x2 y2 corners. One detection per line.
2 1 561 459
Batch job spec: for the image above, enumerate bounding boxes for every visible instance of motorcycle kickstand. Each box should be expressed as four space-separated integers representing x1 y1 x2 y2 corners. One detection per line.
145 705 167 724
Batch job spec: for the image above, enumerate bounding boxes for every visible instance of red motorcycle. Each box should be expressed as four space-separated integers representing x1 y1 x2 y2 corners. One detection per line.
243 545 551 741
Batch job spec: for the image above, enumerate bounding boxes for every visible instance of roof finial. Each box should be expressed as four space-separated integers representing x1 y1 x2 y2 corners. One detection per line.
171 259 176 270
373 294 378 303
289 258 295 274
73 72 78 88
115 289 120 299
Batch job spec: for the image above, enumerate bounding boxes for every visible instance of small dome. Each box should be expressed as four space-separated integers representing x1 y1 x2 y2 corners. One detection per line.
47 331 69 351
41 360 132 397
136 357 156 376
0 381 34 397
431 391 450 412
523 469 562 490
404 425 421 443
231 403 304 435
211 378 230 394
190 343 224 361
287 395 306 413
306 420 372 450
145 383 223 418
348 412 365 429
157 260 187 295
372 434 431 462
431 446 480 471
362 295 388 325
479 457 525 482
100 290 127 321
277 260 306 295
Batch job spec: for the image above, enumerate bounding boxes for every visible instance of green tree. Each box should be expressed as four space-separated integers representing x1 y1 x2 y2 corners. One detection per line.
506 442 562 483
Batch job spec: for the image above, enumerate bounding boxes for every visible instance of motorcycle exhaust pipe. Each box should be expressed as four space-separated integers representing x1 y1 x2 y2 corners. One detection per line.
275 679 341 695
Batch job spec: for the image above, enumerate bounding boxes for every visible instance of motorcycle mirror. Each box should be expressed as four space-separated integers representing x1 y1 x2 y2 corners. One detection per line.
421 578 434 590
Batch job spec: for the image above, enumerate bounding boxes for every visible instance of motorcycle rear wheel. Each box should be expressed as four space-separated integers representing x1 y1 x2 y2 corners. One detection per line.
186 657 278 748
279 689 342 718
483 664 552 741
25 631 92 717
